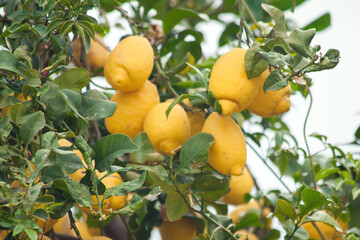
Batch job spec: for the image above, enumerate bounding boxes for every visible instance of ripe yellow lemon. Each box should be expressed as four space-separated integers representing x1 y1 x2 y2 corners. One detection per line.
143 101 190 155
222 167 254 205
53 214 94 238
302 218 346 240
247 69 291 117
81 171 126 215
159 217 197 240
72 33 109 74
235 230 259 240
182 99 206 138
104 35 154 92
84 237 112 240
36 218 58 234
105 80 160 139
201 112 246 176
209 48 261 116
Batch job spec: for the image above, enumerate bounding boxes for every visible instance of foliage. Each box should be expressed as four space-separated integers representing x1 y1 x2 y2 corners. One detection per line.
0 0 357 240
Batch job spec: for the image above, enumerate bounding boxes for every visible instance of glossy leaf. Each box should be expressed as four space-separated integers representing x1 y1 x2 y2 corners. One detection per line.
53 68 90 93
80 89 117 120
235 212 264 229
94 134 138 172
177 133 214 174
299 188 328 220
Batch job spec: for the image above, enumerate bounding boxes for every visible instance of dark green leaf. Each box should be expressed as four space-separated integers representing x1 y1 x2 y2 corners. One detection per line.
165 94 191 118
258 51 291 66
29 149 51 183
0 50 26 76
46 18 65 34
302 211 342 232
191 174 229 201
263 69 288 92
0 115 12 139
53 68 90 93
289 29 316 58
33 208 49 221
162 8 203 35
219 22 239 47
24 183 42 212
19 112 45 147
177 133 214 174
304 49 340 73
51 148 84 174
235 213 264 229
299 188 328 220
129 132 164 164
165 191 189 222
80 90 117 120
103 172 146 200
303 13 331 32
94 134 138 172
54 178 93 208
274 199 296 222
315 168 339 181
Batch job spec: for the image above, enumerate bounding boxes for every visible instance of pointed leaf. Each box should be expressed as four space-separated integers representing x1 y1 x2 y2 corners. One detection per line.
302 211 342 232
80 89 117 120
274 199 296 222
303 13 331 32
289 29 316 58
53 68 90 93
299 188 328 220
245 45 268 79
261 4 287 38
165 191 189 222
263 69 288 92
19 112 45 147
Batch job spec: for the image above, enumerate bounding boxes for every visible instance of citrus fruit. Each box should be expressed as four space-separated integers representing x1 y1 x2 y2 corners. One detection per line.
104 35 154 92
143 101 190 155
105 80 160 139
209 48 261 116
235 230 259 240
182 98 206 138
247 69 291 117
72 33 109 74
84 237 112 240
53 214 94 238
159 217 197 240
302 216 347 240
222 167 254 205
201 112 246 176
36 217 58 234
81 171 126 215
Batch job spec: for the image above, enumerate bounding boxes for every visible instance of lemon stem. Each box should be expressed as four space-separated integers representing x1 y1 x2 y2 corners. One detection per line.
237 0 243 48
303 89 317 189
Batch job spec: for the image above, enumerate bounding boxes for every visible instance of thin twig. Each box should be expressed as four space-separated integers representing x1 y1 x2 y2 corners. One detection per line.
114 6 138 35
241 0 261 30
68 210 82 240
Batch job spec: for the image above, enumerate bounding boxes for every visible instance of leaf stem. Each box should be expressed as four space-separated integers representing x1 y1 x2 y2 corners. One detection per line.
237 0 243 48
246 140 292 193
303 89 317 189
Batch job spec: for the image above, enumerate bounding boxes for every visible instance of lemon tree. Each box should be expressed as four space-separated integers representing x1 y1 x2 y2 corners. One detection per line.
0 1 358 240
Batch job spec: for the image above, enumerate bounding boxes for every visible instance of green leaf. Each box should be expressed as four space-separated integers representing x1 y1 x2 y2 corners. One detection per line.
46 18 65 34
274 199 296 222
352 186 360 200
129 132 164 164
289 28 316 58
24 183 42 212
80 90 117 121
245 45 268 79
258 50 291 67
315 168 339 181
24 228 38 240
302 211 342 232
303 13 331 32
177 133 214 174
304 49 340 73
263 69 288 92
94 134 138 172
0 115 12 139
19 112 45 147
28 149 51 183
60 20 75 39
53 68 90 93
261 4 287 38
165 191 189 222
0 50 27 76
299 188 328 220
103 172 146 200
165 94 190 118
33 208 49 221
235 213 264 229
162 8 203 35
191 174 229 201
51 148 84 174
219 22 239 47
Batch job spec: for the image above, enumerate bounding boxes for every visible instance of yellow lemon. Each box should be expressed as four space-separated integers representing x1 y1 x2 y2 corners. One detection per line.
209 48 261 116
53 214 94 238
159 217 197 240
201 112 246 176
36 218 58 234
222 167 254 205
72 33 109 74
81 171 126 215
229 201 260 223
105 80 160 139
247 69 291 117
182 99 206 138
84 237 112 240
235 230 259 240
302 218 347 240
104 35 154 92
143 101 190 155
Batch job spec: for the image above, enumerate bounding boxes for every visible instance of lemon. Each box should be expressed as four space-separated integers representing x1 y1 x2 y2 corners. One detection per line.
209 48 261 116
247 69 291 117
80 171 126 215
84 237 112 240
53 214 94 238
182 99 206 138
159 217 197 240
105 80 160 139
72 33 109 74
235 230 259 240
201 112 246 176
222 167 254 205
143 101 190 155
302 217 346 240
104 35 154 92
36 218 58 234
